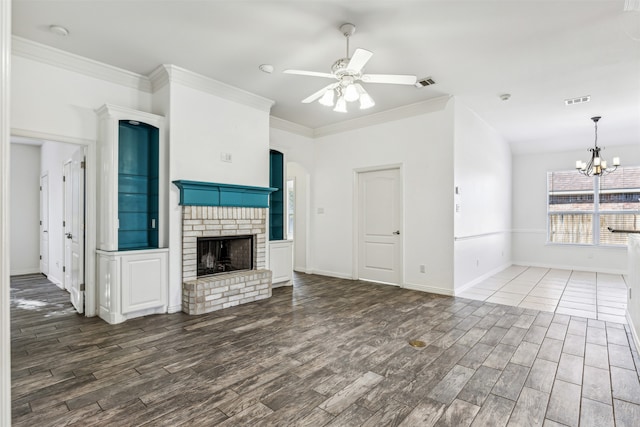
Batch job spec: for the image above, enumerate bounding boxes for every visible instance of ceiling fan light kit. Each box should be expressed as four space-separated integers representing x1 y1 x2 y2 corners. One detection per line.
284 23 417 113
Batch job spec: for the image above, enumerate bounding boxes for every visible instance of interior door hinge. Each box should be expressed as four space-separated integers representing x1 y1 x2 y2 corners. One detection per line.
39 255 42 260
39 186 42 191
80 161 85 169
63 175 66 182
63 220 66 227
80 283 85 291
62 266 65 272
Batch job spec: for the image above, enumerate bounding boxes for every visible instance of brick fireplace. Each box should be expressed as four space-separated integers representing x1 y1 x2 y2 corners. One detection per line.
174 180 276 315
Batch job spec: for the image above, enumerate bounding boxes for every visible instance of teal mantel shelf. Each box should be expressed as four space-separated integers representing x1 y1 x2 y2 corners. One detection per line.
172 180 277 208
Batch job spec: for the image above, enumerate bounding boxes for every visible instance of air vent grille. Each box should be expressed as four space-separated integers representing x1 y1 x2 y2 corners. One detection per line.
564 95 590 106
415 77 436 88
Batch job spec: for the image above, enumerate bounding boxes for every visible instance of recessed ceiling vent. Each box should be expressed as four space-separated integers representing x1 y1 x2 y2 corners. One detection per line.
564 95 590 106
415 77 436 88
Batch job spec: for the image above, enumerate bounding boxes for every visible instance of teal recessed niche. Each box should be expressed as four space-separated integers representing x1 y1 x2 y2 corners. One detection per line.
269 150 284 241
118 120 159 250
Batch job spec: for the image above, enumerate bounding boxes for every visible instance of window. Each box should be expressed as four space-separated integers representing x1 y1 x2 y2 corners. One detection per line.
286 179 295 240
547 166 640 246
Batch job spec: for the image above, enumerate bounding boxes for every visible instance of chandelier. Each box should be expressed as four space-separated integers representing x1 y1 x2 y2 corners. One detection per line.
575 116 620 177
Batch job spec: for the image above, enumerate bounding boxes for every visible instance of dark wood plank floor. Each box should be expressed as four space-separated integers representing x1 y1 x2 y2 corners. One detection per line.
10 272 640 426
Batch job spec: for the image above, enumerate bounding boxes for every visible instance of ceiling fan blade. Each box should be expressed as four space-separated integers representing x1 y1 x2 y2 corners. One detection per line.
347 48 373 73
361 74 417 85
284 69 335 79
302 82 339 103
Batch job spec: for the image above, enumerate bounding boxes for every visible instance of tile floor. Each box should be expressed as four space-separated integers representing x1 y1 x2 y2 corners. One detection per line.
459 266 628 324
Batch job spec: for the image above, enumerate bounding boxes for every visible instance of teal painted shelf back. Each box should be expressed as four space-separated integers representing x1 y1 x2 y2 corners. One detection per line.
118 120 159 251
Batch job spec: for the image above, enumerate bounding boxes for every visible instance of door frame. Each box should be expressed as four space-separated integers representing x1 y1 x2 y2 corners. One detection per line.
12 129 97 317
63 159 71 291
352 163 404 285
40 172 49 276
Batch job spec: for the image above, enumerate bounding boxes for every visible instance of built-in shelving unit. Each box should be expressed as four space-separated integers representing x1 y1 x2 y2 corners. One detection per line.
96 104 168 324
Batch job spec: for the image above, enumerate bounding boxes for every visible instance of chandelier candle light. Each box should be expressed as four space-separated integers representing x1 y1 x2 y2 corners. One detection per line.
576 116 620 177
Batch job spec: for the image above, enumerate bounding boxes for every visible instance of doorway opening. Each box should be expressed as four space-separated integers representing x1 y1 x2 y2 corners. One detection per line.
10 136 88 314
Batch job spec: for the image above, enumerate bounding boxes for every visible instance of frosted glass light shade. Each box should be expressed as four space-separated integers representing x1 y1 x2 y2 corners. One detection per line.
344 84 359 102
319 90 335 106
334 96 347 113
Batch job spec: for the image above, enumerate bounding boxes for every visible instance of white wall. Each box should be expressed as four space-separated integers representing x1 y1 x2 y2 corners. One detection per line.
11 54 152 141
311 97 456 294
166 77 273 311
10 143 40 275
512 144 640 273
40 141 82 286
453 102 512 291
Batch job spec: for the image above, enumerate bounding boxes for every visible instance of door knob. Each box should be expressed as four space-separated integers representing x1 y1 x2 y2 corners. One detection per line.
393 230 400 235
66 233 72 239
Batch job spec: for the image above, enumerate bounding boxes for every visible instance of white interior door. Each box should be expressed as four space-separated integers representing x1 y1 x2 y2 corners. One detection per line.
69 147 85 313
357 168 402 284
40 173 49 276
63 161 72 291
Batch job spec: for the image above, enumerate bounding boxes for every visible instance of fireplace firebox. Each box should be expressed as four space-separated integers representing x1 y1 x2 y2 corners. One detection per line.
197 235 253 277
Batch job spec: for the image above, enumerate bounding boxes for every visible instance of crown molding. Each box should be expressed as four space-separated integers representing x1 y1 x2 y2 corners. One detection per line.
270 116 314 138
11 36 152 93
148 65 170 92
313 95 453 138
162 64 275 112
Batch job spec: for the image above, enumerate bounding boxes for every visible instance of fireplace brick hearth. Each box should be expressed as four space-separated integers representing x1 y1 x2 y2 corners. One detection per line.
181 205 272 315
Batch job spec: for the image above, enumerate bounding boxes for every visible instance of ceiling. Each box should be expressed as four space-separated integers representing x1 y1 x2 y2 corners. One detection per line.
11 0 640 153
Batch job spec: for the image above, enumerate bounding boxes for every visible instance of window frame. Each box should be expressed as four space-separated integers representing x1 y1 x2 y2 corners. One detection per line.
546 167 640 247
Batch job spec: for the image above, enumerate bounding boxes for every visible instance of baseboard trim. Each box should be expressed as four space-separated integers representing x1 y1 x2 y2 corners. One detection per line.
455 262 512 295
511 260 626 275
10 268 40 276
167 304 182 314
627 311 640 354
308 269 354 280
403 282 455 296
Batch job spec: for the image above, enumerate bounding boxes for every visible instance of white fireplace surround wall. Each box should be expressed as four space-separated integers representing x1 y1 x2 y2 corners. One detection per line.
181 205 272 315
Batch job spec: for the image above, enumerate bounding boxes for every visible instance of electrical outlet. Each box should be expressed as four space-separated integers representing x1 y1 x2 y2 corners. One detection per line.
220 152 232 162
420 264 426 273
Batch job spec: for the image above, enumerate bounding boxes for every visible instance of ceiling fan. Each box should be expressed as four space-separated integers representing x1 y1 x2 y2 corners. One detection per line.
284 23 417 112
